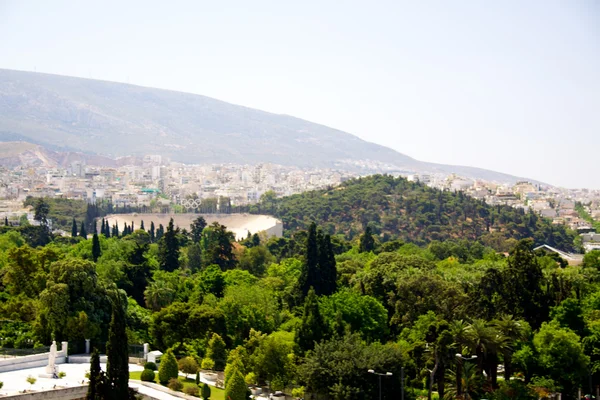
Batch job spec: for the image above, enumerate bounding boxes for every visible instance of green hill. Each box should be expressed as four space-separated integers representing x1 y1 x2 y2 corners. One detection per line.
252 175 575 251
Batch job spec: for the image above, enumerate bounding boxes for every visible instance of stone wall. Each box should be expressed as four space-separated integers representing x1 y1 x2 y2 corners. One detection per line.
0 343 68 373
0 385 87 400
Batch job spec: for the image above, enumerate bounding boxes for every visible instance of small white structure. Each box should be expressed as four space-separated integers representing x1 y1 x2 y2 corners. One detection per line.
147 350 163 364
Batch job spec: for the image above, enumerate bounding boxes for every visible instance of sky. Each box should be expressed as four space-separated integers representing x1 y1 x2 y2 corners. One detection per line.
0 0 599 188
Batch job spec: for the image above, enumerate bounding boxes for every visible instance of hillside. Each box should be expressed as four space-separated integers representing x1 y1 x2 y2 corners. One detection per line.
252 175 575 251
0 69 533 183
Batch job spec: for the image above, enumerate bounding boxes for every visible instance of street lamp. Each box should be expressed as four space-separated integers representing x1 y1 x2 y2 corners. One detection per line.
368 369 393 400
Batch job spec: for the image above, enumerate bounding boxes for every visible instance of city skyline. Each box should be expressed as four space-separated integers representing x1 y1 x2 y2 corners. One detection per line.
1 1 598 188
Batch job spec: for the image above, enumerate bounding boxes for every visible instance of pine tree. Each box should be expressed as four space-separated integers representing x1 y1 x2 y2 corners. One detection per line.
92 233 101 262
80 222 87 240
158 349 178 384
140 220 145 231
159 218 180 272
106 293 129 399
295 287 329 354
86 348 106 400
71 218 78 237
359 226 375 253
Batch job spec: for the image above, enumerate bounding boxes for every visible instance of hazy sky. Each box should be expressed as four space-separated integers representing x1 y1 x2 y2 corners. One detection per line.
0 1 599 188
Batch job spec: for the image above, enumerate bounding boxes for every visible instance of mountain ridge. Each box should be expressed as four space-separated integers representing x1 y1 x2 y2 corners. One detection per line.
0 68 538 184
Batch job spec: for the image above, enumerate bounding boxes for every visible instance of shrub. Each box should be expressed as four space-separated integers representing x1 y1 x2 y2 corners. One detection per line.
201 358 215 370
0 381 3 389
178 356 199 378
167 378 183 391
244 372 257 386
144 361 157 371
141 369 155 382
57 372 66 379
201 383 211 399
184 385 200 396
158 349 179 385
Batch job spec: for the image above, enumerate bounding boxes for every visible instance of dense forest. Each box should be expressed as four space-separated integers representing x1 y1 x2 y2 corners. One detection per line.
251 175 576 252
0 182 597 399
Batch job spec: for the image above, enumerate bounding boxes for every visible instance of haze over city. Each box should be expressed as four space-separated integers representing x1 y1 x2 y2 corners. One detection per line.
1 0 599 188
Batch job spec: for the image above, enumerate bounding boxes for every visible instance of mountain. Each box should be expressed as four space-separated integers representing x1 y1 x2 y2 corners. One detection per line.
252 175 575 251
0 68 531 183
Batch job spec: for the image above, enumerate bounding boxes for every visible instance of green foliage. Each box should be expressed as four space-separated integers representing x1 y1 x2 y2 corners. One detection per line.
158 349 179 385
255 175 575 251
201 382 212 399
144 362 157 371
158 218 180 272
140 368 156 382
184 385 200 396
295 288 329 354
168 377 184 391
224 364 247 400
319 290 388 341
533 321 589 394
178 356 199 377
106 293 129 400
206 333 227 371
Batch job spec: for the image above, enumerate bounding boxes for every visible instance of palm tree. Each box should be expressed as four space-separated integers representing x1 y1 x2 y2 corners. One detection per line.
493 315 529 381
444 362 484 400
466 319 507 389
144 280 175 311
449 320 472 396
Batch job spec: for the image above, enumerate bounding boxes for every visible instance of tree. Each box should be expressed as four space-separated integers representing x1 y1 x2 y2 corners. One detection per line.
359 226 375 253
140 220 145 231
224 364 247 400
191 216 207 243
80 222 87 240
33 198 50 226
298 223 319 299
159 218 180 272
149 221 155 242
72 218 78 237
159 349 179 385
92 233 101 262
533 321 589 395
318 234 337 296
106 293 129 399
86 348 106 400
202 222 235 270
201 383 211 399
206 333 227 371
295 287 329 354
5 216 8 226
178 356 199 378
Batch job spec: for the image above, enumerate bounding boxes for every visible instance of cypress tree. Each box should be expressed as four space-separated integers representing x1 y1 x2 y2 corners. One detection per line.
295 287 329 354
159 218 180 272
140 220 145 231
201 382 211 399
86 348 106 400
359 226 375 253
71 218 78 237
298 222 319 299
156 224 164 240
131 221 134 231
4 216 8 226
319 234 337 296
149 221 155 242
92 219 97 235
100 218 106 236
104 220 110 238
92 233 101 262
106 293 129 399
80 221 87 240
